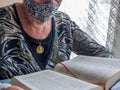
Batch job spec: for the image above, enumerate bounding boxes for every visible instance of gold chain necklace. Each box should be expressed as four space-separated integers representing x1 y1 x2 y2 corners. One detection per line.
36 40 44 54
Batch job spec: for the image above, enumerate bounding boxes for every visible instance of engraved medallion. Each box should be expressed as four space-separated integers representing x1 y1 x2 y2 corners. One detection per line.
36 45 44 54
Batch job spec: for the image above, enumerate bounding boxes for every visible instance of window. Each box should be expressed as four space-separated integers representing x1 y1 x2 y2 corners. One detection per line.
59 0 111 46
58 0 119 58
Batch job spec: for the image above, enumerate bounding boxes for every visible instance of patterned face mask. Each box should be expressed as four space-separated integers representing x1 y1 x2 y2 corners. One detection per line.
23 0 59 22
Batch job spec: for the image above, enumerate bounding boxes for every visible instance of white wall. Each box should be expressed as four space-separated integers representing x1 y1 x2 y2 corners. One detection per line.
0 0 23 7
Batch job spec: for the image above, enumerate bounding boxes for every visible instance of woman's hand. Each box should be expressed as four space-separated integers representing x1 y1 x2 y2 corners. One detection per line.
6 85 24 90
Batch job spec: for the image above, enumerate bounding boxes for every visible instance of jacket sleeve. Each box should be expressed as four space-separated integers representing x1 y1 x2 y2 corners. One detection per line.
70 21 113 57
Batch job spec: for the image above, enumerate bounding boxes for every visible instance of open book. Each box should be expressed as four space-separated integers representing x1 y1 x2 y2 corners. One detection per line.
10 55 120 90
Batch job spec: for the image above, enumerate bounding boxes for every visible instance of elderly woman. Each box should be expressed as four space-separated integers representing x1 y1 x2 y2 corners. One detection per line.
0 0 112 89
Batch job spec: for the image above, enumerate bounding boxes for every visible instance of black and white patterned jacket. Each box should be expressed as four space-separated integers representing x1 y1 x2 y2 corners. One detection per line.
0 4 112 79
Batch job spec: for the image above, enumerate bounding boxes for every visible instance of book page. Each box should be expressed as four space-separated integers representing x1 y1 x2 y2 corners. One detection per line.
11 70 102 90
54 55 120 90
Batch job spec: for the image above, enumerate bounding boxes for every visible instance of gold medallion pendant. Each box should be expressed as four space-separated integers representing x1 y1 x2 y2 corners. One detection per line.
36 45 44 54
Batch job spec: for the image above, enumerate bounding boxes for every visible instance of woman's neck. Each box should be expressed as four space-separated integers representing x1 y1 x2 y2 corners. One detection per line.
16 3 52 40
